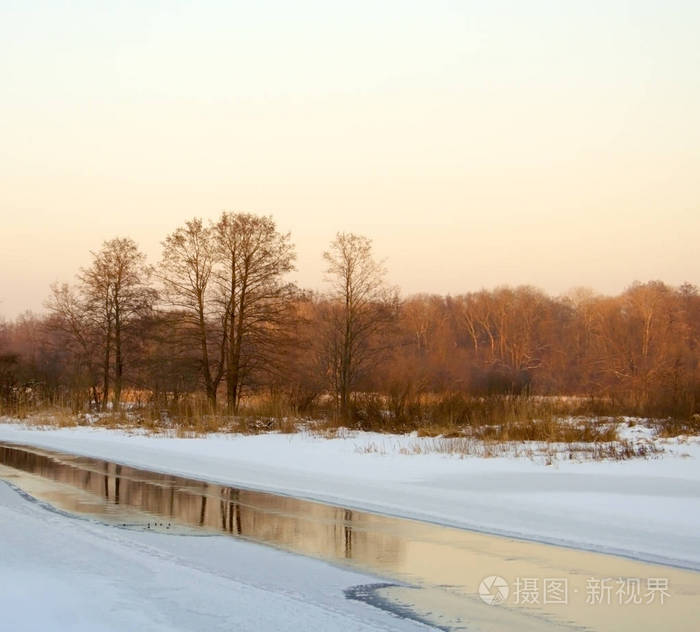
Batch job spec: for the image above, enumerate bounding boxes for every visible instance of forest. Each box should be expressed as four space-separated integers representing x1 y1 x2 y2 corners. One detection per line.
1 212 698 432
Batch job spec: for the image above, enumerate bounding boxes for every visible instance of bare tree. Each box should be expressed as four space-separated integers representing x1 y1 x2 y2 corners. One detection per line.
159 219 224 405
322 232 396 419
45 283 101 407
80 238 154 409
212 212 296 412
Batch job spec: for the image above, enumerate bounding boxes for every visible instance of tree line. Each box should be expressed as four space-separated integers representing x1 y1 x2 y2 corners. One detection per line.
1 211 698 421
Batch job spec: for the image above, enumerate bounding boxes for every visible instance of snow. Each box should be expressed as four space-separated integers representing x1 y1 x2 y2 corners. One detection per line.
0 480 426 632
1 422 699 571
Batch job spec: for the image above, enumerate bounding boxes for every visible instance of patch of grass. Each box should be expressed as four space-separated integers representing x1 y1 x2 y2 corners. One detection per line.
653 414 700 438
328 393 629 443
355 434 662 462
1 391 687 466
472 418 619 443
7 408 80 428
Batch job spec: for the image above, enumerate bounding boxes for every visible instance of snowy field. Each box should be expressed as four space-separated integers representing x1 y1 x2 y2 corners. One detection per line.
1 421 699 571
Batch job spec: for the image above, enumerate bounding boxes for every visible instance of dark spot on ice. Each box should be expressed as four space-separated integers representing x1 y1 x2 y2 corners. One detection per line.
344 583 451 631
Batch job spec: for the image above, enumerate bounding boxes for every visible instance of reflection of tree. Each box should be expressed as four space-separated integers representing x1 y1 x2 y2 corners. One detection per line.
220 488 241 534
0 446 405 576
199 495 207 526
344 509 353 558
115 465 121 504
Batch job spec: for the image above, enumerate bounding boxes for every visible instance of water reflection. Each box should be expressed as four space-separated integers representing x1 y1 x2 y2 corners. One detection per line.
1 442 699 632
0 444 402 567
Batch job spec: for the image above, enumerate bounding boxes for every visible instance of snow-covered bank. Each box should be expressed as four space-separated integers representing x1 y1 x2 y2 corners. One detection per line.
1 422 699 570
0 481 426 632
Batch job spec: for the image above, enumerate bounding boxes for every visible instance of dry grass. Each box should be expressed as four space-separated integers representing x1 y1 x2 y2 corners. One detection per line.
0 390 689 463
329 393 630 441
653 414 700 438
469 418 619 443
355 435 662 462
67 392 307 436
3 408 82 428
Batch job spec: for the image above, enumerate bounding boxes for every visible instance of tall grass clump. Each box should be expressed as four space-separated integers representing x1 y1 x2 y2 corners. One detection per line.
331 393 624 443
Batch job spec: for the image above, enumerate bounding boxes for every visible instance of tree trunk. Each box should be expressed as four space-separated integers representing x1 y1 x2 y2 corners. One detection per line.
340 287 352 419
228 279 247 413
102 317 111 411
197 293 216 406
113 304 122 410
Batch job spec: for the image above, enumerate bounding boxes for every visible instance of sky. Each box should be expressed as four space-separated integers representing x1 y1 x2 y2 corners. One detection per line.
1 0 699 319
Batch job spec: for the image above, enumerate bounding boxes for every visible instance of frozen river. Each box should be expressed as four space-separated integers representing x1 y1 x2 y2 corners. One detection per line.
1 441 699 631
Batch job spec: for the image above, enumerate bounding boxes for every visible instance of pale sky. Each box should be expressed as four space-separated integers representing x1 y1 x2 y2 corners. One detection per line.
1 0 699 319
